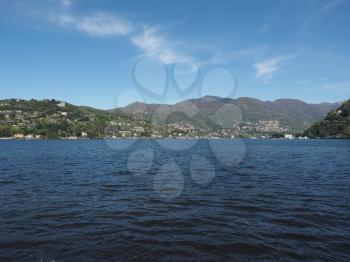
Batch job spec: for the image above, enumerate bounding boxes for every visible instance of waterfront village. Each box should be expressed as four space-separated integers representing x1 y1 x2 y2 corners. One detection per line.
0 99 309 140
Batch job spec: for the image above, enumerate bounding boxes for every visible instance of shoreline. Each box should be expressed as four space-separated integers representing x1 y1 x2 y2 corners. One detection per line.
0 137 349 141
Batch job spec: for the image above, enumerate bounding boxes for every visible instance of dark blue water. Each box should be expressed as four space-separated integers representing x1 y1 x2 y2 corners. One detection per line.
0 139 349 261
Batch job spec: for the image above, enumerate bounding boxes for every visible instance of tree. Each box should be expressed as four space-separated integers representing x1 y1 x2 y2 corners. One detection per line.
0 125 13 137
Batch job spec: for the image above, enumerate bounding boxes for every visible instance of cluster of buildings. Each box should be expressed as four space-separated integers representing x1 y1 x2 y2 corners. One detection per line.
150 119 293 139
0 99 307 140
103 120 148 138
0 133 43 140
240 120 289 133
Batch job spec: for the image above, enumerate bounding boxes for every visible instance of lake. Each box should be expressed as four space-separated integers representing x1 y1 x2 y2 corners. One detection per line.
0 139 349 261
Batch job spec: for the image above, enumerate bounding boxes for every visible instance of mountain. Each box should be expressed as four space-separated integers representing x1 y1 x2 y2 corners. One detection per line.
115 96 340 133
0 97 342 139
0 99 152 138
304 99 350 138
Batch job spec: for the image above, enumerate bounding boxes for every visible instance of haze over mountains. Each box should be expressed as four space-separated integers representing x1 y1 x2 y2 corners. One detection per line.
115 96 340 133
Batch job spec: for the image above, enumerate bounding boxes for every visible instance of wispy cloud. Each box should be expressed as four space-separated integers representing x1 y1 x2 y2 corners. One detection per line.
298 79 312 86
254 55 295 81
206 47 266 65
45 2 189 63
322 81 350 93
257 23 270 35
131 27 189 64
318 0 344 15
254 57 283 80
53 12 133 36
300 0 345 34
61 0 73 8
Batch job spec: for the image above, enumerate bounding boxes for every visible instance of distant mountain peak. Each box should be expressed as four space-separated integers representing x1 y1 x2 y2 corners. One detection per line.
113 96 342 133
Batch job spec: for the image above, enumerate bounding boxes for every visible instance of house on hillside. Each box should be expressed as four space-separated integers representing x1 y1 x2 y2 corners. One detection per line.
25 134 34 139
119 131 130 137
14 133 25 139
58 101 66 108
284 134 293 139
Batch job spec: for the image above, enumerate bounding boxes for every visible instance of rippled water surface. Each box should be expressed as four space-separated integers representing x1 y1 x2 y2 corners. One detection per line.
0 139 350 261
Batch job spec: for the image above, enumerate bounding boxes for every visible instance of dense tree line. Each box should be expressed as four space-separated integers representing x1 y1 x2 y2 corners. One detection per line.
304 99 350 138
0 99 152 138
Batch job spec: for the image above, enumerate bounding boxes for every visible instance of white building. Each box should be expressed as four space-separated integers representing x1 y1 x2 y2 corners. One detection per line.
14 133 25 139
25 134 34 139
58 101 66 108
284 134 293 139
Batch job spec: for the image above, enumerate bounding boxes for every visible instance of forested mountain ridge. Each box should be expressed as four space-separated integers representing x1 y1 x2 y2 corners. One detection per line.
115 96 340 133
304 99 350 138
0 97 343 138
0 99 151 138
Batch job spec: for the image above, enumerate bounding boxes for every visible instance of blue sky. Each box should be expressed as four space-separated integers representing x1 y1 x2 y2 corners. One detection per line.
1 0 350 109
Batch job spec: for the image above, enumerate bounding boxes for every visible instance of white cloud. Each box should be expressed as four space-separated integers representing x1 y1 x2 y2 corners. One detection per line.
253 55 295 80
54 12 133 36
254 57 283 80
131 27 189 64
52 12 187 63
47 4 190 63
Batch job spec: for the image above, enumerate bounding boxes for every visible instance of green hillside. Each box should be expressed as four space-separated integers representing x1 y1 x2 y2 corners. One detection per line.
0 99 152 138
0 97 345 139
304 99 350 138
117 96 339 134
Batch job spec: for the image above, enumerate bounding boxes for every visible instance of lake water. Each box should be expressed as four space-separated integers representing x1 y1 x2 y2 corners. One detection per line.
0 139 349 261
